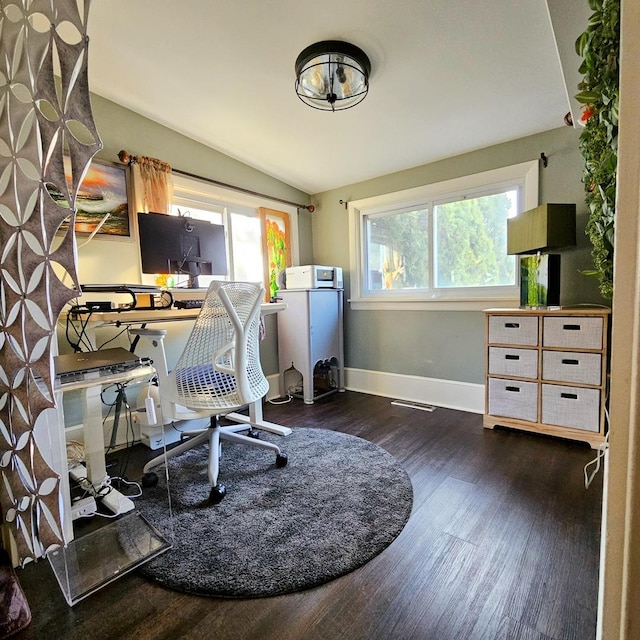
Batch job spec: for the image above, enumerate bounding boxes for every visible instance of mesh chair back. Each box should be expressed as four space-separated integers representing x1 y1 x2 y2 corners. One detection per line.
169 281 269 411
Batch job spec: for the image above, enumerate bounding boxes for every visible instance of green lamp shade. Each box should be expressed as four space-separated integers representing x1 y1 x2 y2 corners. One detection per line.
507 203 576 255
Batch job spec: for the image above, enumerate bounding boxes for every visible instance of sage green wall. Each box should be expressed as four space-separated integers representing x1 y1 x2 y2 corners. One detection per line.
90 94 310 208
84 95 603 387
74 94 312 376
310 126 605 385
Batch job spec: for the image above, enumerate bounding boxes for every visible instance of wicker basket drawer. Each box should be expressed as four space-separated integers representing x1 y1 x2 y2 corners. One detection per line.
488 316 538 346
542 316 603 349
541 384 600 432
542 351 602 385
489 347 538 378
488 378 538 422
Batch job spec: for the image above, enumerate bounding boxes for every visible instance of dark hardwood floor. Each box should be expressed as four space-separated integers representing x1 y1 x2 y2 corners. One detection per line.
15 391 602 640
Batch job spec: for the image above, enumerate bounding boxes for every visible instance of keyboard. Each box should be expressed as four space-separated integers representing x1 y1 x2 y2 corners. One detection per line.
174 299 204 309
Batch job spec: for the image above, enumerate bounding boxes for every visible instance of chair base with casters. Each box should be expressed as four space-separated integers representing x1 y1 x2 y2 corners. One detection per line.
141 416 288 504
136 281 290 504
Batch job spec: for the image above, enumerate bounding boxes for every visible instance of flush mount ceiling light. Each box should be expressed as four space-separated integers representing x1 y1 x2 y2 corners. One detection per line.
295 40 371 112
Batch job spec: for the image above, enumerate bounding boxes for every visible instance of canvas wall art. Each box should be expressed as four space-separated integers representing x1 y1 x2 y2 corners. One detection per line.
48 158 131 236
260 207 291 300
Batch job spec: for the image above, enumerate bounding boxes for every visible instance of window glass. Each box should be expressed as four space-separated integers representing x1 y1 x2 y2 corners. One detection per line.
229 211 263 282
365 208 429 291
348 160 538 309
161 175 298 291
434 190 517 289
170 204 223 225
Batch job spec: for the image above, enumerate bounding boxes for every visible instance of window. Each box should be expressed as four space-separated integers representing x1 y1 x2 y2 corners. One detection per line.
139 174 297 288
349 161 539 310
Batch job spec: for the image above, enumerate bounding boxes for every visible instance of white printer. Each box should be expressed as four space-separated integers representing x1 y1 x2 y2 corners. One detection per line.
285 265 343 289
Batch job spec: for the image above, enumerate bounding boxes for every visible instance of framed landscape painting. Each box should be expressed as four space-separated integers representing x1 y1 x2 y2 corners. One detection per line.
49 158 131 237
259 207 291 300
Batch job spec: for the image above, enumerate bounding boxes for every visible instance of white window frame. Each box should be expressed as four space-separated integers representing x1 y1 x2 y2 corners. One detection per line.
162 174 299 284
348 160 539 311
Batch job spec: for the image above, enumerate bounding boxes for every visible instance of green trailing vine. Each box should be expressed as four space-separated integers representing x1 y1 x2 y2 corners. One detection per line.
575 0 620 299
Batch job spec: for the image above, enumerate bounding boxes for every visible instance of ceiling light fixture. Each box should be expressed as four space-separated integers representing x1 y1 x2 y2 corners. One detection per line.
295 40 371 112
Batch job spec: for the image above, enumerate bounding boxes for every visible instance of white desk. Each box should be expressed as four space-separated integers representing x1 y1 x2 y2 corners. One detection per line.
73 302 285 324
66 302 291 438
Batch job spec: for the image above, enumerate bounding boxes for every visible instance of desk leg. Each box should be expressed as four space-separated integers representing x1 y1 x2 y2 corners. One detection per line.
53 401 74 545
82 385 108 486
80 386 135 515
226 400 292 437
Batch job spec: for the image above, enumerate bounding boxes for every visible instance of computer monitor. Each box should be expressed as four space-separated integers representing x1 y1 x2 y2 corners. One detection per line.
138 211 227 287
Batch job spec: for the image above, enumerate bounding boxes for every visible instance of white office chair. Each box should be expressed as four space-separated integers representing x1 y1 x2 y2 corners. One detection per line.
140 281 287 504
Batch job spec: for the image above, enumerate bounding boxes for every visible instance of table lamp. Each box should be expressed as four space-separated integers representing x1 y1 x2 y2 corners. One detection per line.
507 203 576 308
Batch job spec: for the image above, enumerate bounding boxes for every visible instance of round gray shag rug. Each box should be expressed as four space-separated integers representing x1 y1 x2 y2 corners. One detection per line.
135 427 413 597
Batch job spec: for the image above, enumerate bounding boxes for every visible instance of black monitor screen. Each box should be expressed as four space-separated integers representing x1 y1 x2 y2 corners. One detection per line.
138 212 227 286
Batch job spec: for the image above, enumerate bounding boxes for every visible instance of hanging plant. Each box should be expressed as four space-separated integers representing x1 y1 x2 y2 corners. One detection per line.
575 0 620 299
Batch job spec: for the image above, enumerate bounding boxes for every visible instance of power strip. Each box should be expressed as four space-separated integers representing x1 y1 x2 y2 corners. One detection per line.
100 489 135 515
70 463 135 515
69 464 95 493
71 496 97 520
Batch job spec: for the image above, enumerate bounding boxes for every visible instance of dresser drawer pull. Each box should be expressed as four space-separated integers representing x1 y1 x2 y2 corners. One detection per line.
505 354 520 360
560 392 578 400
563 324 581 331
561 358 580 365
504 322 520 329
505 386 520 392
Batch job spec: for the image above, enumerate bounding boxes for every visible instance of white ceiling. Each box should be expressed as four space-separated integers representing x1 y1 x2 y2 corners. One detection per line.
87 0 582 195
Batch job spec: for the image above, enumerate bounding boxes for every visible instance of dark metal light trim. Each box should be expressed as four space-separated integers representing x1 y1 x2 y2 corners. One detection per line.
295 40 371 112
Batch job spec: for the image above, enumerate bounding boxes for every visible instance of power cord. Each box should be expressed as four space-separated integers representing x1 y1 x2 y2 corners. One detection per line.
267 394 293 405
65 303 95 351
69 469 112 500
584 432 609 489
108 476 142 498
96 325 130 350
66 440 85 466
101 380 143 486
584 399 610 490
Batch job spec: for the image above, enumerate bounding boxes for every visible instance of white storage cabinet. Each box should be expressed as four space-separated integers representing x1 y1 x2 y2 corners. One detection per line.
277 288 345 404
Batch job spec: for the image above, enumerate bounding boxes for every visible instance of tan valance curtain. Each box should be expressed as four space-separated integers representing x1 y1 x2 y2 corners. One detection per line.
135 155 174 214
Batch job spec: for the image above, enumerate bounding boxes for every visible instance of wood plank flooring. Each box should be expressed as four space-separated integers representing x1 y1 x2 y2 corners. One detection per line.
14 391 603 640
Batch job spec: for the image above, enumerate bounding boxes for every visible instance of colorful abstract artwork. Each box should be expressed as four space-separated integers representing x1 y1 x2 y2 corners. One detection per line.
260 208 291 300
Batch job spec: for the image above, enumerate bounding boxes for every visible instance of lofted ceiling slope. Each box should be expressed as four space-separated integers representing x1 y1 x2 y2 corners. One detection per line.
87 0 584 195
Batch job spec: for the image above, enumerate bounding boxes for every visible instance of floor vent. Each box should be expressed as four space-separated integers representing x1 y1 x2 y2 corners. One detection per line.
391 400 437 412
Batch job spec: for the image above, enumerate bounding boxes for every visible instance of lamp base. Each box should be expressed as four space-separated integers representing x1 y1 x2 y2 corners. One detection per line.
519 254 560 309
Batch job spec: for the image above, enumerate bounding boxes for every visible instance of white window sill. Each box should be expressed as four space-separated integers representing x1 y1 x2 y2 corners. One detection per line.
348 297 520 311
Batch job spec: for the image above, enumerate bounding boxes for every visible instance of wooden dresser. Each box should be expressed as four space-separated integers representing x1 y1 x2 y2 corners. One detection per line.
484 307 610 448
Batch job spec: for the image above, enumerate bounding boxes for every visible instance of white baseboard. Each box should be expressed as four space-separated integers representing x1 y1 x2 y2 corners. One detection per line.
344 367 484 414
266 373 281 399
64 373 479 447
66 377 283 448
65 412 213 450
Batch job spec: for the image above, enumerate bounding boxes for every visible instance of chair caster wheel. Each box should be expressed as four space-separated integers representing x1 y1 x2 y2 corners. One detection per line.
248 428 260 439
276 452 288 468
141 472 158 488
209 484 227 504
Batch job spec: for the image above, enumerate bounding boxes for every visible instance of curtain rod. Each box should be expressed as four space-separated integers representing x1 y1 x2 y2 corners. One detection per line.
117 150 315 212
